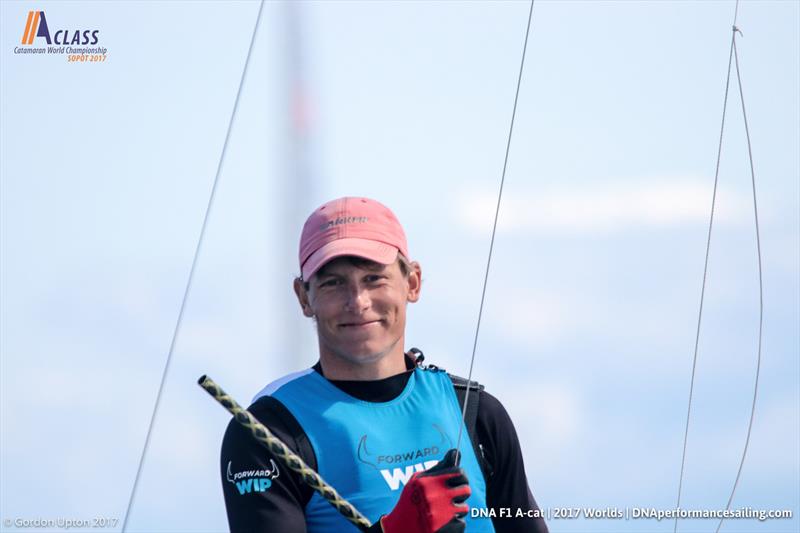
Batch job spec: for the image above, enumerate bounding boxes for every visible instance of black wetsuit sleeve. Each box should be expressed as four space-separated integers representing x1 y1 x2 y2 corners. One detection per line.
220 396 315 533
477 390 549 533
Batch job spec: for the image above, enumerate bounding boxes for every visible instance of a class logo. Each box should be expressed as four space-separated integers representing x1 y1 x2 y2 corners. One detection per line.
14 10 108 61
21 10 98 45
227 460 281 496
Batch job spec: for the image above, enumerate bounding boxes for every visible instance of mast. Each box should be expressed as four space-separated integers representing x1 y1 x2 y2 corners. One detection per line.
278 0 317 370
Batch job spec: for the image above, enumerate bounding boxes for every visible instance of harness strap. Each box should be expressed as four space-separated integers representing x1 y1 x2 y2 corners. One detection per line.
449 374 493 481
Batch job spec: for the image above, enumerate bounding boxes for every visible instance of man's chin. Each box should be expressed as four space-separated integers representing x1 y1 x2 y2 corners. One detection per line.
340 347 389 365
333 338 401 365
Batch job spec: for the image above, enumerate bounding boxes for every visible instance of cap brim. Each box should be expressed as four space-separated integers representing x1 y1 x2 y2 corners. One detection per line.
301 238 399 280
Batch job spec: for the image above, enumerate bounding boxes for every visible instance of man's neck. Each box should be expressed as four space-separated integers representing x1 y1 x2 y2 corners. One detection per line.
311 355 415 402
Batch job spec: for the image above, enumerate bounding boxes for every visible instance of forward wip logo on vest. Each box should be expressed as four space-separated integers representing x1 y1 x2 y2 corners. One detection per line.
357 424 452 491
226 460 280 496
20 11 99 46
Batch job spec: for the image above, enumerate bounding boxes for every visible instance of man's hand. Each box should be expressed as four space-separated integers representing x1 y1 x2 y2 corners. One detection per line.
373 448 471 533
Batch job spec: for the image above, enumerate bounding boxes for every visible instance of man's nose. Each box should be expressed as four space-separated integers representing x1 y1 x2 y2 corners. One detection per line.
344 283 370 311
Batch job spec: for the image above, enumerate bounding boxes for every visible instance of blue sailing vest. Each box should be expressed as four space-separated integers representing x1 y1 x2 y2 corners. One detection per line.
256 366 495 532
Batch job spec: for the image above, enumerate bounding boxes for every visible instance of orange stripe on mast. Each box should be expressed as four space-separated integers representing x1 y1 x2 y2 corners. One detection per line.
21 11 34 44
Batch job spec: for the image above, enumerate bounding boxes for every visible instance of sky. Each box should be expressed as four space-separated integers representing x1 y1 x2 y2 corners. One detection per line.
1 1 798 532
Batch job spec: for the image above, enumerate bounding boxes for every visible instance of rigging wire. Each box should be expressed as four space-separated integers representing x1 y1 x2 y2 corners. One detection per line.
714 28 764 533
455 0 535 459
674 1 763 530
120 1 266 530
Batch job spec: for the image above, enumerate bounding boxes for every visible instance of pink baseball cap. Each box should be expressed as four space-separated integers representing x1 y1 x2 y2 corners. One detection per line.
299 197 409 280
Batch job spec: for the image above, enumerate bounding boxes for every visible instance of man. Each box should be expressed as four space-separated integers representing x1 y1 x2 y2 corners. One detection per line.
221 197 548 532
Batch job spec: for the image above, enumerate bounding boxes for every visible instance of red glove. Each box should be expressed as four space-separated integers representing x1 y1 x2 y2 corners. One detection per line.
378 448 471 533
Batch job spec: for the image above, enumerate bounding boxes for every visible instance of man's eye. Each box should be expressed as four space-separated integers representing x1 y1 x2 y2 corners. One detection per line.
320 279 340 287
365 275 384 283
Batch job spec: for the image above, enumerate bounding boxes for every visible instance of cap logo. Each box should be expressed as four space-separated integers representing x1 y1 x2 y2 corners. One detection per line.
318 216 368 232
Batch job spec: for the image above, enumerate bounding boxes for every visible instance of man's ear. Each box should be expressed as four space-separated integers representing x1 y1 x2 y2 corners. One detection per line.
293 277 315 317
406 261 422 303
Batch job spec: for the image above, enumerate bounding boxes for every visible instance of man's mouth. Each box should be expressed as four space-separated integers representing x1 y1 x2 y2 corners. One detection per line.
338 320 382 329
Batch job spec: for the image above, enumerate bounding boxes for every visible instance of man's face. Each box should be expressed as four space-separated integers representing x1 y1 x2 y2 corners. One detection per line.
294 256 421 367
